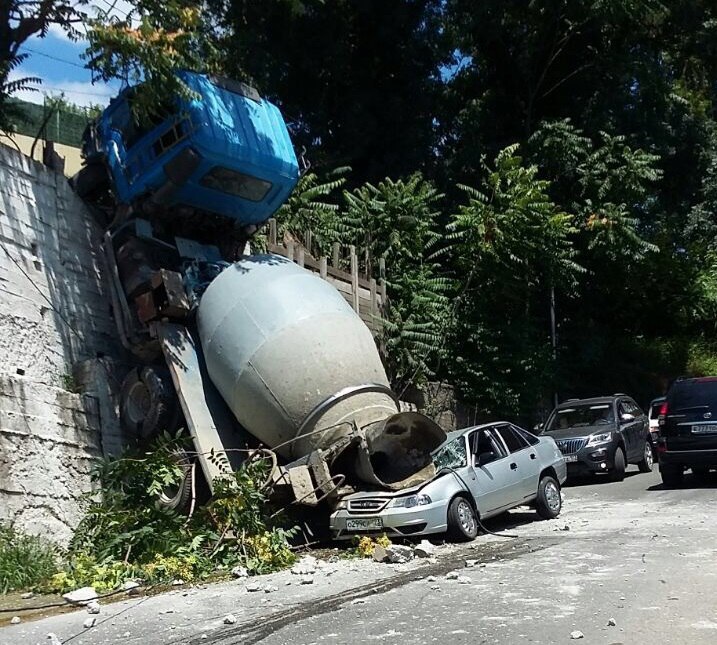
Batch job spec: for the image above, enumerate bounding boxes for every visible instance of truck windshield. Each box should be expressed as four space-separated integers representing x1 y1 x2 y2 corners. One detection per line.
546 404 614 431
432 437 467 470
200 167 273 202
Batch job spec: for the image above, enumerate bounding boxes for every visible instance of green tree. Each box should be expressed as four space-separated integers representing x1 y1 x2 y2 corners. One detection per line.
0 0 86 131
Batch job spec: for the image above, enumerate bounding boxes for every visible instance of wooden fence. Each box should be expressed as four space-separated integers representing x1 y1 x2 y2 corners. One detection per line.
265 219 387 335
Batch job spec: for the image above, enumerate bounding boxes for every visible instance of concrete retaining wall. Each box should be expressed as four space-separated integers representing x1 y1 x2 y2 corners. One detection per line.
0 143 123 544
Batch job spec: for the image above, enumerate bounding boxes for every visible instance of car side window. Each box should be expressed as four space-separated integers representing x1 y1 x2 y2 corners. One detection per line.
470 428 507 460
511 424 540 446
495 425 529 453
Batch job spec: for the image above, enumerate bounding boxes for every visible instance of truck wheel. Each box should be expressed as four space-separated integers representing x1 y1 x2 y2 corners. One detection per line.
120 366 179 442
536 475 562 519
610 447 626 482
637 440 654 473
446 496 479 542
72 161 110 202
157 449 194 513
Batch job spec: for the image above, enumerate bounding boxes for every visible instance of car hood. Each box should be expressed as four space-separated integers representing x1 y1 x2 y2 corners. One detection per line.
342 469 455 501
543 425 614 440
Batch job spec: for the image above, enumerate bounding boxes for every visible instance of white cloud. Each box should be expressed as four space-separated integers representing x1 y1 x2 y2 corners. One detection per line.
43 1 137 42
7 69 116 108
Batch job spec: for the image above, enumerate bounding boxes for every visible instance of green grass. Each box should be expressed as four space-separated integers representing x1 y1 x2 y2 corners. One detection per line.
0 524 59 593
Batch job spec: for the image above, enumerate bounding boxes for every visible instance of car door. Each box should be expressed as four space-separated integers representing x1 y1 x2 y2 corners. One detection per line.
618 399 641 460
495 424 542 502
464 427 522 515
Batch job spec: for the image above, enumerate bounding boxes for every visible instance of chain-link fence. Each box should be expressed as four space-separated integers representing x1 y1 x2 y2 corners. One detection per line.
10 98 96 148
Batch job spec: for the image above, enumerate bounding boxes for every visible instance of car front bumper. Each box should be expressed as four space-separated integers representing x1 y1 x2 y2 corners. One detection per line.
330 500 448 540
563 442 617 475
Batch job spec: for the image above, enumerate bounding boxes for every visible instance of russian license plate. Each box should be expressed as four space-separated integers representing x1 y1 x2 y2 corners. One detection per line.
346 518 383 531
564 454 578 463
691 424 717 434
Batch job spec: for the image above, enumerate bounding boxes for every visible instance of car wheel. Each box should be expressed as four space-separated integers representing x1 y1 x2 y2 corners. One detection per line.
156 449 194 513
536 475 562 520
637 440 654 473
120 366 180 442
446 496 479 542
610 447 626 482
660 466 684 488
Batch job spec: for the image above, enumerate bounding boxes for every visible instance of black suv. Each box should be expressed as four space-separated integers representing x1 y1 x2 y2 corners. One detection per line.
541 395 653 481
658 377 717 486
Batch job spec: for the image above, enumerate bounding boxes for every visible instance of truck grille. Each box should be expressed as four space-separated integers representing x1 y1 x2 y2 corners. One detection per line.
556 438 587 455
348 498 389 514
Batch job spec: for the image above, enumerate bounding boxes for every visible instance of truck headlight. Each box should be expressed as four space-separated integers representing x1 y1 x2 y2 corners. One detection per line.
587 432 612 446
389 494 432 508
335 500 347 511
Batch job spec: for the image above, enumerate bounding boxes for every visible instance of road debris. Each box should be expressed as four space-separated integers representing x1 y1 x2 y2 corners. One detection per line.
246 583 262 592
231 566 249 578
20 592 33 600
465 559 479 568
62 587 97 605
445 571 460 580
292 556 318 575
570 630 584 639
607 618 616 626
300 575 314 585
414 540 436 558
121 580 141 595
86 600 101 614
83 617 97 629
223 614 237 625
456 575 472 585
10 617 21 625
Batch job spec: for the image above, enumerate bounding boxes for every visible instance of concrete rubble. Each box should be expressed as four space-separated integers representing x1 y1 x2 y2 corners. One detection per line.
86 601 101 614
82 617 97 629
62 587 97 605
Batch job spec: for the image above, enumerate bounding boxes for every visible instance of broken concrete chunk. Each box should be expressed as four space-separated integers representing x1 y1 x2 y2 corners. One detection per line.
86 600 101 615
83 617 97 629
426 576 437 582
456 575 472 585
21 592 33 600
245 583 262 592
121 580 141 595
291 555 318 575
172 579 185 586
10 617 21 625
570 631 584 640
300 575 314 585
231 566 249 579
373 545 390 563
445 571 460 580
223 614 237 625
386 545 414 563
607 618 617 627
264 585 278 593
465 559 479 568
63 587 98 605
414 540 436 558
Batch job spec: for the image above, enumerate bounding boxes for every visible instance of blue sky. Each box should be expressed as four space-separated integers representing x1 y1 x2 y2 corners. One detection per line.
11 1 132 108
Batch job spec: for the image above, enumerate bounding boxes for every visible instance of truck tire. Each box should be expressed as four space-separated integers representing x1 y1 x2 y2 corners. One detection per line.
72 161 110 203
157 449 194 513
120 366 180 442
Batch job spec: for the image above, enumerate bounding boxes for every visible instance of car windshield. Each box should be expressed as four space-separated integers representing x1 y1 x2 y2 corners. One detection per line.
546 404 614 431
432 436 467 470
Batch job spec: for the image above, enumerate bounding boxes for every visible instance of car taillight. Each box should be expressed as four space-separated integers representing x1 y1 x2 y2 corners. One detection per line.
659 401 668 416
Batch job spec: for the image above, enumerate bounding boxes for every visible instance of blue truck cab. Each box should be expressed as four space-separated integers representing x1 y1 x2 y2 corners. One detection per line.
79 71 299 233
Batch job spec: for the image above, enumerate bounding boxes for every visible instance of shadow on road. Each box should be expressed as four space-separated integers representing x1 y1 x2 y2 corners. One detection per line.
647 470 717 492
564 470 642 487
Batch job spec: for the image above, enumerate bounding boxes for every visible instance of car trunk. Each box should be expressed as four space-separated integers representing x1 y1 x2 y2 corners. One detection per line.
665 379 717 450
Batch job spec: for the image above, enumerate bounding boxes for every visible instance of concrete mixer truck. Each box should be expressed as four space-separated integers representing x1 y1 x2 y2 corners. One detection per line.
71 71 445 520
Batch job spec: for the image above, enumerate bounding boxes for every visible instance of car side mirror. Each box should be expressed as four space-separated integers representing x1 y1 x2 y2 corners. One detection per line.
476 451 497 467
620 413 635 423
533 422 544 433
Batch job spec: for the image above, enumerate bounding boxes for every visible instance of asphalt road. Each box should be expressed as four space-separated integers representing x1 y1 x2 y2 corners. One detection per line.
3 464 717 645
255 466 717 645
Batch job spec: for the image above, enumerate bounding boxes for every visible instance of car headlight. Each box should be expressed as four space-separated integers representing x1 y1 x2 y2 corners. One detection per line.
335 500 347 510
587 432 612 446
389 494 432 508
